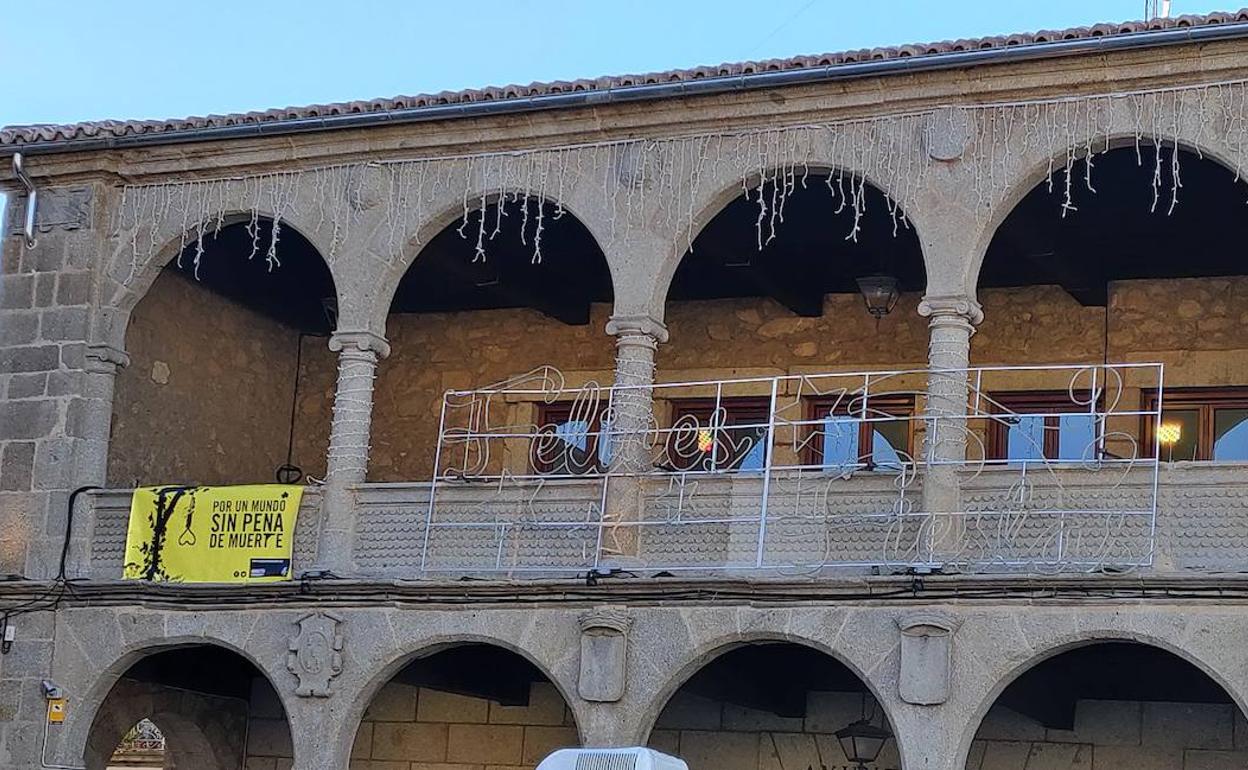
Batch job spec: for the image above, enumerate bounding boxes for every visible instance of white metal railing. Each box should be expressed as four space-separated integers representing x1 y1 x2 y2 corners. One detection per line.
419 363 1164 574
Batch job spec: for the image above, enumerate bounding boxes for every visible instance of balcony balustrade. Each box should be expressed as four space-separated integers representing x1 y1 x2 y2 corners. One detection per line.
82 362 1248 580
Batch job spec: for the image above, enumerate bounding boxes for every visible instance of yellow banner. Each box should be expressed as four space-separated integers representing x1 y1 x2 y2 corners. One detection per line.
123 484 303 583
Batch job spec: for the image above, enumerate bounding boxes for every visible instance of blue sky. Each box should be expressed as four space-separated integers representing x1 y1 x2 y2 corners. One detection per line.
0 1 1231 127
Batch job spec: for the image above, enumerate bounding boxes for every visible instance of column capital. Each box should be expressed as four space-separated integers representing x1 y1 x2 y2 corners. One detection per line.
84 343 130 374
328 330 390 359
605 314 668 344
918 294 983 326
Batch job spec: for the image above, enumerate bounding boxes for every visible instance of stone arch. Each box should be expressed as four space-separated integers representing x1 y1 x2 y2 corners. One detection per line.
97 208 345 353
105 210 343 486
965 131 1248 301
370 188 623 335
332 632 585 770
650 157 928 320
60 636 294 770
952 628 1248 770
637 631 907 770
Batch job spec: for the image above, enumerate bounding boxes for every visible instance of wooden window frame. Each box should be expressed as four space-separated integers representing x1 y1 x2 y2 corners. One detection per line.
804 394 915 469
533 401 607 474
666 396 772 472
986 391 1103 462
1141 387 1248 462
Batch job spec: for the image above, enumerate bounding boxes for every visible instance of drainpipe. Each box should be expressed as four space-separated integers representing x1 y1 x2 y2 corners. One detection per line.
12 152 37 247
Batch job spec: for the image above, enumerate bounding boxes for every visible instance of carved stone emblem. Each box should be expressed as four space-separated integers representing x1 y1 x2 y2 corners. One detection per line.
925 107 972 162
287 611 344 697
578 607 632 702
7 187 94 234
897 610 961 705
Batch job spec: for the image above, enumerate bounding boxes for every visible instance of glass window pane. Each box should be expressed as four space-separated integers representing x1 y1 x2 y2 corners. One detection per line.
1005 415 1046 461
1159 409 1199 462
872 420 908 469
1057 414 1097 460
1213 408 1248 461
821 416 861 470
555 420 589 452
597 416 615 466
735 427 768 471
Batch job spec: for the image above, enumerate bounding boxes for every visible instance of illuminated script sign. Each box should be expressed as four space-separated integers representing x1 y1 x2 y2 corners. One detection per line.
123 484 303 583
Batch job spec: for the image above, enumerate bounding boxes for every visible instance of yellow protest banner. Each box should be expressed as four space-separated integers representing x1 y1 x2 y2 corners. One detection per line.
122 484 303 583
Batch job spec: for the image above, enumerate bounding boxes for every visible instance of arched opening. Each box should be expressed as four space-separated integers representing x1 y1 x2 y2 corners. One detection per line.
108 218 338 486
352 643 580 768
666 171 927 372
647 642 899 770
86 645 292 770
370 196 615 481
653 172 926 479
965 641 1245 769
974 144 1248 465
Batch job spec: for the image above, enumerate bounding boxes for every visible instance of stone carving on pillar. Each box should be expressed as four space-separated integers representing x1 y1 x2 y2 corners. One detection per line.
7 187 94 234
578 607 632 702
85 343 130 375
925 108 972 162
287 611 344 697
328 329 391 359
896 610 960 705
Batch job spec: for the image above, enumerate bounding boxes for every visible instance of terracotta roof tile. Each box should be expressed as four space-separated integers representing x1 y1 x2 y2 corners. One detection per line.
4 9 1248 148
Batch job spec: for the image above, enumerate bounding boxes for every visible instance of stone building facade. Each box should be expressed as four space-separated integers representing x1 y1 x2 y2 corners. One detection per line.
6 10 1248 770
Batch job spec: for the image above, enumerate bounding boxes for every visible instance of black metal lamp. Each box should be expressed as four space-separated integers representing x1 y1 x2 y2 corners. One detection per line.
834 718 892 769
855 274 901 321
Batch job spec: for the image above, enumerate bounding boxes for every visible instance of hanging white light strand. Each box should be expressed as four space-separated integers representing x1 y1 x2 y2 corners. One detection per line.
110 77 1248 291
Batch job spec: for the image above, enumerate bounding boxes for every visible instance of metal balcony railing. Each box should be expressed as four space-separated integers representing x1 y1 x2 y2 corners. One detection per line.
414 363 1165 574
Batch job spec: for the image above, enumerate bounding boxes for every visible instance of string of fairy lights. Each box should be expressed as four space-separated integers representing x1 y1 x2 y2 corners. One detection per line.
109 77 1248 299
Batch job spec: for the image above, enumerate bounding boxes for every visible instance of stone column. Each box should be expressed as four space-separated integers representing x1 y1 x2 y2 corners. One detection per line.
78 344 129 484
600 315 667 564
55 343 131 578
917 296 981 567
315 330 389 576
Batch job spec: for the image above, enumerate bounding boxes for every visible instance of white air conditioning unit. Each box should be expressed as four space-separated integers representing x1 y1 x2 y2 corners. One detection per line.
535 747 689 770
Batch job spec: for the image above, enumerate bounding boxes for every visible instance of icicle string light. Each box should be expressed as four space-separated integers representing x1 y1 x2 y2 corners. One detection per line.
111 78 1248 291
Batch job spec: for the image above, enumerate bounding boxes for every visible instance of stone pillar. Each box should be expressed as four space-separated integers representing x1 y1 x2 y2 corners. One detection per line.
600 314 667 564
315 330 388 576
56 343 130 578
78 344 128 484
917 296 981 567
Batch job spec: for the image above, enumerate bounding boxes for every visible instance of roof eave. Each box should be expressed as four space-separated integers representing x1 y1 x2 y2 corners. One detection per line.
6 21 1248 158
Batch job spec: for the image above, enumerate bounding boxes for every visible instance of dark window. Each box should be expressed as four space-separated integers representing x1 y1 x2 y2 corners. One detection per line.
987 392 1100 462
533 402 611 475
805 394 914 471
1143 388 1248 462
667 397 770 473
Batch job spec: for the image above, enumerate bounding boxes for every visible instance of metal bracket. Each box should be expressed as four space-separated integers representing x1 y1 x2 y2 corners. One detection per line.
13 152 37 248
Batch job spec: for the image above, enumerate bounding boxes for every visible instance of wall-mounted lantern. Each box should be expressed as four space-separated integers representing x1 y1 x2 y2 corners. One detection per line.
855 274 901 321
834 718 892 770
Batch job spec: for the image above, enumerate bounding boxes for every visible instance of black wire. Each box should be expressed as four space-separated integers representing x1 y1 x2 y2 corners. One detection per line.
60 486 102 581
284 334 304 468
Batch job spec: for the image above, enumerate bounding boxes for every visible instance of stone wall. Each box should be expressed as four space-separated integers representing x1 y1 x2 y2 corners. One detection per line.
364 304 618 482
108 270 334 487
334 680 578 770
647 690 902 770
968 701 1248 770
100 273 1248 488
